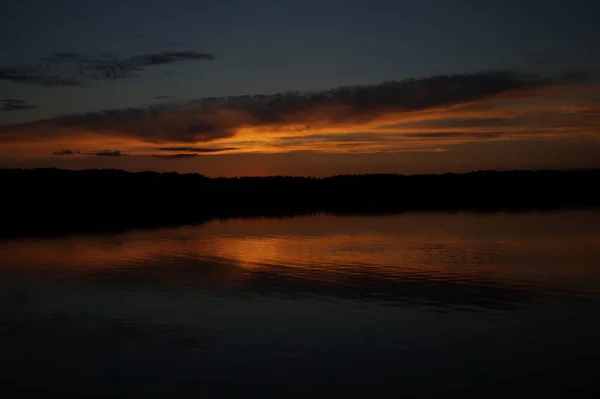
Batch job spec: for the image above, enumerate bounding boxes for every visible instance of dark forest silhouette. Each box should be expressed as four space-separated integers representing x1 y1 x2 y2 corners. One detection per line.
2 168 599 237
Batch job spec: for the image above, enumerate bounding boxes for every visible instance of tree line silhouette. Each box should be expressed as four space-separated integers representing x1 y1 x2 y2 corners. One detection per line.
2 168 599 237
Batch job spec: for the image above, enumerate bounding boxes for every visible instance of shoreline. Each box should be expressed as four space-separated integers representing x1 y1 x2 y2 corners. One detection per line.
3 167 599 238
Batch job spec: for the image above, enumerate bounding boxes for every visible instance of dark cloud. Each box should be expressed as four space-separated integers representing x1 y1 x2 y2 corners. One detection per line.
6 106 236 143
52 149 125 157
0 99 36 112
52 150 79 156
134 51 215 65
152 153 199 159
0 70 591 144
0 50 215 86
156 147 237 153
153 95 175 100
86 150 126 157
0 66 81 86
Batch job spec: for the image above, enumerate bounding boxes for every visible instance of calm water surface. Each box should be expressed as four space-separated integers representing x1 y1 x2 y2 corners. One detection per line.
1 211 600 397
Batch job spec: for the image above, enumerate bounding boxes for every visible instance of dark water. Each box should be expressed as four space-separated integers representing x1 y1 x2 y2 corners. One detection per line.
1 211 600 397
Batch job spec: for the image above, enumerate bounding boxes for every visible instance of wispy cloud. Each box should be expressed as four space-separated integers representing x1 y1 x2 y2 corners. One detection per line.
2 70 598 157
151 153 199 159
52 149 126 156
0 99 36 112
403 132 504 139
52 150 80 156
156 146 237 153
0 50 215 86
86 150 126 157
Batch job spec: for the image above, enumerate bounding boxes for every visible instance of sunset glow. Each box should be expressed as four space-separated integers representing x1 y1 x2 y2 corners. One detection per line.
2 81 598 170
2 1 599 176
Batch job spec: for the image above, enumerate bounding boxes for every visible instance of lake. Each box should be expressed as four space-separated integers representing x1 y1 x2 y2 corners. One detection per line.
1 210 600 397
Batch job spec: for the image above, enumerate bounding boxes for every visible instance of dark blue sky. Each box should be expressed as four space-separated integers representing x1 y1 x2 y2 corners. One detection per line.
1 0 599 175
3 0 599 120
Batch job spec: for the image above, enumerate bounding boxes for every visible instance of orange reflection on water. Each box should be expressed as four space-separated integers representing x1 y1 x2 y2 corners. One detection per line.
1 212 600 298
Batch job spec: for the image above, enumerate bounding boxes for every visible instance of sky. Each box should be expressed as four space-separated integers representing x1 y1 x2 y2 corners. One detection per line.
1 0 599 176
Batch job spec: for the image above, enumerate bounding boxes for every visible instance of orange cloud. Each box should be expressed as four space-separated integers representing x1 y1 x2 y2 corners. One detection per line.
0 70 598 158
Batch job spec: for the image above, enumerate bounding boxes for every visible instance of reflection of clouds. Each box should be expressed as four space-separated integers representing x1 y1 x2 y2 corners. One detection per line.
209 231 600 305
2 212 600 310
